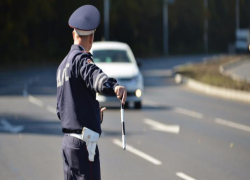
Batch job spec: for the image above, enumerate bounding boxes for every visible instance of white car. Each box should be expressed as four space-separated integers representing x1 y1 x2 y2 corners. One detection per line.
90 41 144 109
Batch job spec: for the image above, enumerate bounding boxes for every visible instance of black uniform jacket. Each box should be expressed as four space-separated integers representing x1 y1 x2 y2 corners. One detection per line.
56 45 118 135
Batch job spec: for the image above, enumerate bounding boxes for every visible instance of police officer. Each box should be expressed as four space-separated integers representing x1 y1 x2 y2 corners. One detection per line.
56 5 127 180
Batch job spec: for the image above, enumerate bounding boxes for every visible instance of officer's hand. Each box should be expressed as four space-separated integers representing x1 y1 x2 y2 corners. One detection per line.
115 86 127 104
100 107 106 124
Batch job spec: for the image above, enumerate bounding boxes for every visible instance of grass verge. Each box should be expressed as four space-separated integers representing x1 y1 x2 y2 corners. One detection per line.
176 55 250 92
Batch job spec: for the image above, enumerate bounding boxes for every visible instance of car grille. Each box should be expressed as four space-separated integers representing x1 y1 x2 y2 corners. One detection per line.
117 78 133 82
127 92 135 96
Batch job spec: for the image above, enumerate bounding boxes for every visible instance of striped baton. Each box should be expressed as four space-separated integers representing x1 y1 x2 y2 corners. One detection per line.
120 102 126 150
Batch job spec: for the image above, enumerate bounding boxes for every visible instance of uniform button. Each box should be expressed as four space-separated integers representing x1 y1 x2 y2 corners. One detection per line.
87 135 91 139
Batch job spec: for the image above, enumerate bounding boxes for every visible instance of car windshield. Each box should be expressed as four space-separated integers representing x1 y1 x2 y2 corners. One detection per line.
92 50 131 63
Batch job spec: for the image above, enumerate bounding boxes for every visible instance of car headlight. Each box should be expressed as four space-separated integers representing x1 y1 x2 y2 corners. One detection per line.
135 89 142 98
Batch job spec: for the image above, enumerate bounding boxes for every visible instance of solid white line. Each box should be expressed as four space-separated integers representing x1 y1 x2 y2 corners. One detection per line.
46 105 56 115
144 118 180 134
28 95 44 107
215 118 250 133
113 139 162 165
174 107 203 119
176 172 196 180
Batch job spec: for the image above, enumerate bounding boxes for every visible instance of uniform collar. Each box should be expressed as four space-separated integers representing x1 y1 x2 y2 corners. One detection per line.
71 44 85 51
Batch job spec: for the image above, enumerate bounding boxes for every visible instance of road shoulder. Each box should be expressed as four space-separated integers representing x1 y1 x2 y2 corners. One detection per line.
174 55 250 104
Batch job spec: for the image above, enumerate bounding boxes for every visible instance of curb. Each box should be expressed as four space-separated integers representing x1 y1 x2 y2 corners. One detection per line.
175 73 250 104
219 56 250 83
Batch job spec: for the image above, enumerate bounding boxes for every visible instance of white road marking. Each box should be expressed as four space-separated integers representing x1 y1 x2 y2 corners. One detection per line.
174 107 203 119
0 119 24 133
113 139 162 165
176 172 196 180
28 95 44 107
46 105 56 115
144 99 203 119
215 118 250 133
27 95 57 116
144 118 180 134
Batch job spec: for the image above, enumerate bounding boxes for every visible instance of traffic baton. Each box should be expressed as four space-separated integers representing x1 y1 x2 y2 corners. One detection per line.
120 102 126 150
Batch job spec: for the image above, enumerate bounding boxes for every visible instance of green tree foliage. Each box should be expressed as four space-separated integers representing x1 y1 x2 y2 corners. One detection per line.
0 0 249 64
0 0 102 63
110 0 162 56
169 0 204 54
208 0 236 52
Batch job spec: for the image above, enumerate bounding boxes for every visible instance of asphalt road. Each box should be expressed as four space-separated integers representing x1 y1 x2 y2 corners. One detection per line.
0 55 250 180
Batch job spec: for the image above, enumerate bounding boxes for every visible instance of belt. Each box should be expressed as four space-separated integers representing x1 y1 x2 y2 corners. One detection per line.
62 128 82 134
65 127 100 162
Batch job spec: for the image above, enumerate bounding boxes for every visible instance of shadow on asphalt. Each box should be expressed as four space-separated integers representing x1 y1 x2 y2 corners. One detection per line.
0 68 178 96
0 66 57 96
142 105 172 111
0 114 62 136
102 105 172 111
1 55 209 96
101 129 143 137
0 114 136 137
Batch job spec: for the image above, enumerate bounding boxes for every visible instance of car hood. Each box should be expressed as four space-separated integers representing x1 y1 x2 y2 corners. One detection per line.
95 63 139 78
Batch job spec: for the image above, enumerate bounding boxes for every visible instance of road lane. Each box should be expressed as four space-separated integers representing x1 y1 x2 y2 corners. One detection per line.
93 93 249 180
113 139 162 165
143 85 250 127
1 55 250 179
0 96 63 180
26 63 250 180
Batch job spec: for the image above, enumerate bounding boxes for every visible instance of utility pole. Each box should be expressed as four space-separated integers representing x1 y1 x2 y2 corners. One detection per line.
236 0 240 31
104 0 110 41
163 0 169 56
204 0 208 54
163 0 174 56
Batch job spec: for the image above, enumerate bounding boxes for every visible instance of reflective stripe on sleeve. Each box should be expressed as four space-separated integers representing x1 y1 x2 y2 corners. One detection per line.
94 73 108 92
98 75 108 92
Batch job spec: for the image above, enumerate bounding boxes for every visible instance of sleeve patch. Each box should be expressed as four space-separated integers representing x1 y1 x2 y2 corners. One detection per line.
87 59 94 64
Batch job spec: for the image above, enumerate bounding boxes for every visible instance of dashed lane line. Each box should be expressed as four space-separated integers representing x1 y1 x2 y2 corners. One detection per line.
144 99 250 134
215 118 250 133
28 95 250 135
144 118 180 134
173 107 203 119
28 95 44 107
27 95 56 115
144 98 204 119
113 139 162 165
176 172 196 180
46 105 56 115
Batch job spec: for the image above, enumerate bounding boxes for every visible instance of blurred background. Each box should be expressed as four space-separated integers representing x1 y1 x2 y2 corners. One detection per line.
1 0 250 180
1 0 250 64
